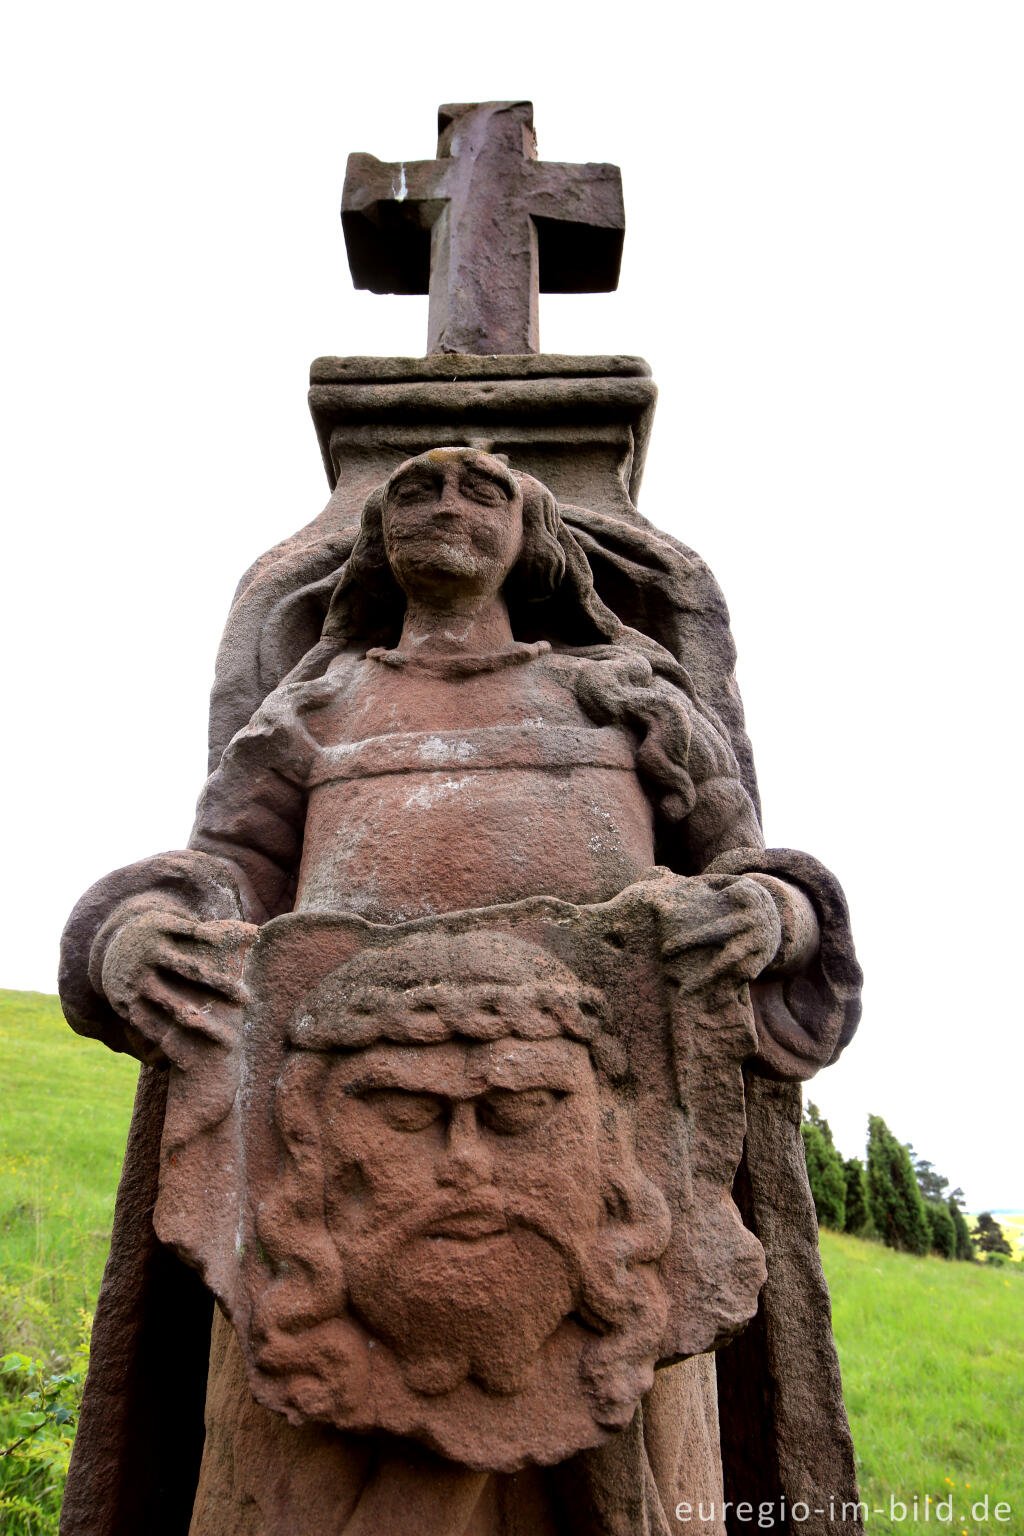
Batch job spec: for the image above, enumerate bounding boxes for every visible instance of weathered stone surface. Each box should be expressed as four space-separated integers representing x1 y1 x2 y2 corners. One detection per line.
61 447 862 1534
309 355 650 383
306 354 657 523
342 103 624 354
717 1073 860 1536
55 1067 212 1536
154 879 771 1469
58 98 863 1536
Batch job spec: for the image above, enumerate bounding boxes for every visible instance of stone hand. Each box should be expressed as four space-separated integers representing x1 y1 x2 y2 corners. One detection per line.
100 910 255 1068
658 874 784 1007
744 874 820 974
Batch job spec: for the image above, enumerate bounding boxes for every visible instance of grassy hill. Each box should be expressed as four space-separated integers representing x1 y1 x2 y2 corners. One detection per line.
2 989 1022 1534
0 989 138 1355
822 1229 1022 1531
0 989 137 1531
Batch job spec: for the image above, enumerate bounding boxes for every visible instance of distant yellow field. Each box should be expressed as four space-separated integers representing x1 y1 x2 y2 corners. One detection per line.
992 1212 1024 1255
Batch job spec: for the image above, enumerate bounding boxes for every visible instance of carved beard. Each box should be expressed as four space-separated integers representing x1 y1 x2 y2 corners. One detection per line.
342 1196 585 1399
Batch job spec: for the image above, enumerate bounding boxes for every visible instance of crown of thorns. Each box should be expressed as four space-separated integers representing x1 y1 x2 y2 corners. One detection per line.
285 932 624 1076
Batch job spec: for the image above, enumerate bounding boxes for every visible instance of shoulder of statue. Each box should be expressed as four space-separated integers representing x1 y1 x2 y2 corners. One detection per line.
219 656 359 778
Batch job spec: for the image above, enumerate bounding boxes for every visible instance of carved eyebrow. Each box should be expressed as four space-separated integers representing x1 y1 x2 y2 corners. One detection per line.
387 470 438 495
476 1062 579 1093
458 471 509 496
344 1078 575 1106
339 1062 438 1094
330 1051 580 1098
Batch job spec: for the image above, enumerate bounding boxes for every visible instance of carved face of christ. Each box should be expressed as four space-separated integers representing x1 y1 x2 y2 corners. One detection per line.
380 449 524 603
317 1035 605 1396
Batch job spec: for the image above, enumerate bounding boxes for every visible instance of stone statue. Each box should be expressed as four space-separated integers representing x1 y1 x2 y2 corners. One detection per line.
58 105 863 1536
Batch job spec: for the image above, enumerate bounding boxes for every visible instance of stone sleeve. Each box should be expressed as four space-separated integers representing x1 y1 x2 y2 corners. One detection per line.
188 681 320 922
58 851 247 1058
188 750 305 924
706 846 863 1079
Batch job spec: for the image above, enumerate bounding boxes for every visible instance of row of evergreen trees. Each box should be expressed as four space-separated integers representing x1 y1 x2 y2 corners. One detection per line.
799 1104 1006 1260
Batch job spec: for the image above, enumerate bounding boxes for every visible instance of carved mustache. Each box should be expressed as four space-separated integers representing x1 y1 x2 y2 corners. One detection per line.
348 1189 590 1286
344 1184 668 1348
385 513 512 557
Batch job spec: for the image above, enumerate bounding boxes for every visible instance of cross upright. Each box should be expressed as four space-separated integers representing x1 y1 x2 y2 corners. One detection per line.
342 101 625 356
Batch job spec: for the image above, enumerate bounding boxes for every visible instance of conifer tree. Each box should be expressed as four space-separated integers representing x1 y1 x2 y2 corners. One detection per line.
925 1201 956 1259
973 1212 1013 1257
948 1195 974 1261
842 1155 869 1233
913 1158 949 1203
801 1104 846 1230
866 1114 930 1254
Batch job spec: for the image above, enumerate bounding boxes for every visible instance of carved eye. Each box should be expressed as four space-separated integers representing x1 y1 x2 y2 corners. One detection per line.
391 476 434 503
360 1089 445 1132
478 1088 563 1134
460 476 506 507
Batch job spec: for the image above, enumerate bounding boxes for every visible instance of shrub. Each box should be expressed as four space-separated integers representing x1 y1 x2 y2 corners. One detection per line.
0 1291 90 1536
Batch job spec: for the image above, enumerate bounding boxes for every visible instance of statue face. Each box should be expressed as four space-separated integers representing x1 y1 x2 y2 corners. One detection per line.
381 449 524 602
316 1035 605 1395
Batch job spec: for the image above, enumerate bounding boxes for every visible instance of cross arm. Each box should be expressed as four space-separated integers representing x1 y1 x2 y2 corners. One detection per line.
342 154 449 295
526 161 625 293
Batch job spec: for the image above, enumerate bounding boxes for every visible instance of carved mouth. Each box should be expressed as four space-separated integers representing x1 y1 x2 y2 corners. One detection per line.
423 1208 509 1241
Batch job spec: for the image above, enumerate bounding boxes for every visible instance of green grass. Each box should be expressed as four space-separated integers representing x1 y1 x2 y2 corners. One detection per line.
0 989 137 1532
821 1229 1024 1533
0 990 137 1356
1 989 1022 1534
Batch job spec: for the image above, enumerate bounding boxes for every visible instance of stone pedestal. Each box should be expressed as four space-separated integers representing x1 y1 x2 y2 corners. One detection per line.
307 353 657 525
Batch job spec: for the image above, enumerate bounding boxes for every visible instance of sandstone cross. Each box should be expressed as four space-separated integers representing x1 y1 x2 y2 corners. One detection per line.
341 101 624 355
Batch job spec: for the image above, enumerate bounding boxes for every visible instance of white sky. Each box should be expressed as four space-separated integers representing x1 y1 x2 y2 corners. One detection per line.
3 3 1022 1210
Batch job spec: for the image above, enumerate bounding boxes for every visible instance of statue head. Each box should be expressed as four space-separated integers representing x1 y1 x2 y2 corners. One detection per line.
380 448 525 604
301 1034 603 1397
247 928 671 1452
322 447 573 646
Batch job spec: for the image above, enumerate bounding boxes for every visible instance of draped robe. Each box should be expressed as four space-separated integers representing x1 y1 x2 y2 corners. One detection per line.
58 498 863 1536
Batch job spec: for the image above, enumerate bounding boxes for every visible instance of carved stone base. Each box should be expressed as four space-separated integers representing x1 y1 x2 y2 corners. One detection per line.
307 353 657 526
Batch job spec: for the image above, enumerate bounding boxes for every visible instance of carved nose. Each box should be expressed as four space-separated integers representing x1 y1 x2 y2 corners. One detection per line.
434 468 468 517
435 486 462 518
438 1102 492 1190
